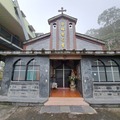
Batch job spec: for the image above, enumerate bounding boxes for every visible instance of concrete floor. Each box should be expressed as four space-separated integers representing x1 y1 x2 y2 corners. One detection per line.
0 104 120 120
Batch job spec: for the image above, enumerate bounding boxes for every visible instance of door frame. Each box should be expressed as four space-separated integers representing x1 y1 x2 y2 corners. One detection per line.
55 63 72 88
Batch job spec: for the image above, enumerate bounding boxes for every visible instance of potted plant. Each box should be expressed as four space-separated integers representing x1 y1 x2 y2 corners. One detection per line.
69 70 77 91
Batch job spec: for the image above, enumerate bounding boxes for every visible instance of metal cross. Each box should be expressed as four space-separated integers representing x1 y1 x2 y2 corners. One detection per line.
58 7 66 14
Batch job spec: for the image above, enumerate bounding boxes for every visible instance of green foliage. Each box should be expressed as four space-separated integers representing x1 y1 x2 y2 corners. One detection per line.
0 61 5 80
0 71 3 80
85 7 120 50
69 76 77 82
98 7 120 27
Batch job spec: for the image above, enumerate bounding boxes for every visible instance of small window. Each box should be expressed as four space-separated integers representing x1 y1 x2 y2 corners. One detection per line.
69 23 72 28
53 23 57 29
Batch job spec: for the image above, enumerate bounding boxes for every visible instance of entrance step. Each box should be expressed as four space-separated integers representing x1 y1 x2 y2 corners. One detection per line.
44 97 89 106
42 97 96 114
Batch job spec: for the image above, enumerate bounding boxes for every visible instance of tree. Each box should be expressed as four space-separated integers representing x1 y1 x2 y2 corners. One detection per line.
85 29 99 37
98 7 120 27
85 7 120 50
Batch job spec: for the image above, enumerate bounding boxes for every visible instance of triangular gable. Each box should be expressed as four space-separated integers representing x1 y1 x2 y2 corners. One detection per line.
48 14 77 25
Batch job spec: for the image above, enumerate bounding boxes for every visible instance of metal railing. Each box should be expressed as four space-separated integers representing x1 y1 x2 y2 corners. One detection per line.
0 25 22 48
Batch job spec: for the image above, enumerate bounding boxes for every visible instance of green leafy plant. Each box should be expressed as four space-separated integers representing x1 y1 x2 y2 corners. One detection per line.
69 76 77 82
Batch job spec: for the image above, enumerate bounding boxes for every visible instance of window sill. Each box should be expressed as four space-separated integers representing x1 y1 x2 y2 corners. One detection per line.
93 81 120 85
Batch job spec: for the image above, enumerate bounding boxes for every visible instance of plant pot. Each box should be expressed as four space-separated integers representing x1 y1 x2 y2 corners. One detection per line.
70 81 76 91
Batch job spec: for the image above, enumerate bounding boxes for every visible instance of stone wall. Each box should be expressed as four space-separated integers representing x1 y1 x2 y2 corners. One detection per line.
0 56 50 103
81 56 120 99
81 57 93 98
93 83 120 98
0 57 14 95
8 81 39 98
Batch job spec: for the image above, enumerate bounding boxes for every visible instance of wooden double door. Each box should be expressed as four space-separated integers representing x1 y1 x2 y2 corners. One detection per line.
55 64 71 88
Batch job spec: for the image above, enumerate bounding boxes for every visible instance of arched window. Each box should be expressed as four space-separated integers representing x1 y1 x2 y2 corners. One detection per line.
69 23 72 28
26 59 40 81
13 59 26 81
92 60 106 82
106 60 120 82
53 23 57 29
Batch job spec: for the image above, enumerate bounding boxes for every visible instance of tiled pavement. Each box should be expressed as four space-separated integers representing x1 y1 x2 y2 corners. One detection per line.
40 105 96 114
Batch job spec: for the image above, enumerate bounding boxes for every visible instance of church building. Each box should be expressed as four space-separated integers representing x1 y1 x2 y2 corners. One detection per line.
0 8 120 104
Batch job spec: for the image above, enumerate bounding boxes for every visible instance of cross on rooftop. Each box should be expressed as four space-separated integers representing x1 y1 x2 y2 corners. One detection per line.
58 7 66 14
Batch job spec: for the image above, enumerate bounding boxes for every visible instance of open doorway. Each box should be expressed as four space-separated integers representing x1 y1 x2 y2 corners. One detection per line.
50 60 82 97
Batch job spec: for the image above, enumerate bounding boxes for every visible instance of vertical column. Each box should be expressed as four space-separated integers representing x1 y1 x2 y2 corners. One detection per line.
60 22 65 49
63 64 65 88
56 21 59 49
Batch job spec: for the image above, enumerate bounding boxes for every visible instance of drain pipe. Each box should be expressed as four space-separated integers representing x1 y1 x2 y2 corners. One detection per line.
14 0 29 40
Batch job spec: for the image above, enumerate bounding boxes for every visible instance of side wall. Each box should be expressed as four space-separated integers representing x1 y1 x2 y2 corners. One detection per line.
0 56 50 103
81 56 120 99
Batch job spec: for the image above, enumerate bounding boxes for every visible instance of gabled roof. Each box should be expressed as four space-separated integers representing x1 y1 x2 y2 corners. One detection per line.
76 33 105 45
23 33 50 44
48 13 77 24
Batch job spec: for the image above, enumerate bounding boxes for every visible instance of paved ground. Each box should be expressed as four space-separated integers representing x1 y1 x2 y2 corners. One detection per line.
40 105 96 114
0 105 120 120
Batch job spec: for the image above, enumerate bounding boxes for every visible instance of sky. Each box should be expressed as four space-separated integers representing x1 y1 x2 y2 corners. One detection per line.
17 0 120 34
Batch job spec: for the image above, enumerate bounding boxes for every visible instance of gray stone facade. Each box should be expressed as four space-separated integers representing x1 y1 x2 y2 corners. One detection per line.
0 52 120 104
1 12 119 105
81 57 93 98
81 56 120 99
0 56 50 103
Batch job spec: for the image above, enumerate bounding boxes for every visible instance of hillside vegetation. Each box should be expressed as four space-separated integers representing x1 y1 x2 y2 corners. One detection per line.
86 7 120 50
